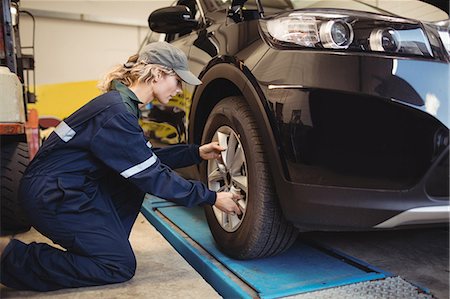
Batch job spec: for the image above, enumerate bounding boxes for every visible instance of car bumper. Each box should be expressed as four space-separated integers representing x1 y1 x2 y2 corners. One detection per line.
253 49 449 230
374 205 450 228
275 147 449 230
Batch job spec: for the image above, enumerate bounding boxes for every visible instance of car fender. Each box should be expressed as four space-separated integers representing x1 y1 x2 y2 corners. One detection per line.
189 58 290 190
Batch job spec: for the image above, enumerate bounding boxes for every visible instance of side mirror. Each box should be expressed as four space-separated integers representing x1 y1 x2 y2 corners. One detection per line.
148 5 198 34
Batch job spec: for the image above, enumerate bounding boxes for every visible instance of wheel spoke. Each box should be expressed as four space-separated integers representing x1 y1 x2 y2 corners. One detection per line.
232 175 248 192
230 145 244 175
217 131 229 167
208 167 224 183
217 185 227 192
237 198 246 212
230 213 240 228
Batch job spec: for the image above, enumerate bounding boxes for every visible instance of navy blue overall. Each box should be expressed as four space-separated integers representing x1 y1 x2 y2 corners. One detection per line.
0 81 215 291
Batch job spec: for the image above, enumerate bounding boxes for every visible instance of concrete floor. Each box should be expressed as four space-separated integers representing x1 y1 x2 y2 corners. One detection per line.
304 226 449 299
0 213 220 299
2 213 448 299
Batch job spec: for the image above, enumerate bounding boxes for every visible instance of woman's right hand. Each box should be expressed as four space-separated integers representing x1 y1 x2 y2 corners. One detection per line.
214 192 241 215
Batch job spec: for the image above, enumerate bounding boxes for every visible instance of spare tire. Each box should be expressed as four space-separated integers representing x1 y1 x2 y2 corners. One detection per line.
201 96 298 259
1 141 31 235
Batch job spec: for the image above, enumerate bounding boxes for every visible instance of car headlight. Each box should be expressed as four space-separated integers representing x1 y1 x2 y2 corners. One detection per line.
320 19 354 49
369 27 401 52
260 9 438 58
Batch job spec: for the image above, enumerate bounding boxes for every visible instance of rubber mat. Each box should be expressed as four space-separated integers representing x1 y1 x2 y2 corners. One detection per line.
141 196 387 298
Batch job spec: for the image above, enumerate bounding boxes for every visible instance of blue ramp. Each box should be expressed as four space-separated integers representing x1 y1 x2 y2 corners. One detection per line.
141 197 387 298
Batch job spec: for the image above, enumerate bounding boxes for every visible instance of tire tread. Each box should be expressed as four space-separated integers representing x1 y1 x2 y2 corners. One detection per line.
1 142 31 235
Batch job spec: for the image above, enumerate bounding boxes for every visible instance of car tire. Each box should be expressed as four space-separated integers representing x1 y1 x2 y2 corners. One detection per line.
201 96 298 259
1 141 31 235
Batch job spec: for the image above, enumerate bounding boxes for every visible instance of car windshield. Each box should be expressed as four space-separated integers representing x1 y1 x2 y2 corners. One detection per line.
221 0 449 22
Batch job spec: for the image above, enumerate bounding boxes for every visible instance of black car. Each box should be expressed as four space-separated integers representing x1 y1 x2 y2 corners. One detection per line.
143 0 450 259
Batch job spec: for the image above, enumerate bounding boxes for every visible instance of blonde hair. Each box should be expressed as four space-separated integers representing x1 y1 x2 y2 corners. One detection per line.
98 54 176 93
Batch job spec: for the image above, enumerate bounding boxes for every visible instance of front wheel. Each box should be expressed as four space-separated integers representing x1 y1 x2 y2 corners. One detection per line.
202 96 298 259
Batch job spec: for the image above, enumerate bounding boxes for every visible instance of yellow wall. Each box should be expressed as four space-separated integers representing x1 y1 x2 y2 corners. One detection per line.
30 80 101 121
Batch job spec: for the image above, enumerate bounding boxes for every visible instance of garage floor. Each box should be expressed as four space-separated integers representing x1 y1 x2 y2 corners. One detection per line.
304 226 449 299
1 213 448 299
0 213 220 298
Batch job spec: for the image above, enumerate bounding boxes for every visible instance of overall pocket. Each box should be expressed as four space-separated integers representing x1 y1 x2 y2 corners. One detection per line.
56 175 105 214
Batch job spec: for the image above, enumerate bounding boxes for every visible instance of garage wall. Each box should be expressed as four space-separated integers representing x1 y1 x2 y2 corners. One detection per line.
17 0 171 123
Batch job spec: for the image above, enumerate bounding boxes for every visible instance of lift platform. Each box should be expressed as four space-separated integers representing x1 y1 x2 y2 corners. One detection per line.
141 195 432 298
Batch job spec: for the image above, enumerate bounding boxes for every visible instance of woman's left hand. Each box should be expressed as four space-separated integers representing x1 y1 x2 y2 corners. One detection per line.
199 142 225 160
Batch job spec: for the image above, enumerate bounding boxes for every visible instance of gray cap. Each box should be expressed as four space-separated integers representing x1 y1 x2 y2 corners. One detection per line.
138 41 202 86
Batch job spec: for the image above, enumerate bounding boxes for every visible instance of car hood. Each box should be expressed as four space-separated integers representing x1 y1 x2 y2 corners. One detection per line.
259 0 449 22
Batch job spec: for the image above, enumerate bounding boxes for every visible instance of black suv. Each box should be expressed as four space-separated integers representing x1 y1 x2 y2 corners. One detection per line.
143 0 450 259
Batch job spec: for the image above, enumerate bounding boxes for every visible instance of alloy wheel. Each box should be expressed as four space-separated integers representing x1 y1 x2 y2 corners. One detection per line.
207 126 248 232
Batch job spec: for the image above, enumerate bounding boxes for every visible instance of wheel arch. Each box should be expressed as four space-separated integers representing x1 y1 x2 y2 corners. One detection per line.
189 59 289 188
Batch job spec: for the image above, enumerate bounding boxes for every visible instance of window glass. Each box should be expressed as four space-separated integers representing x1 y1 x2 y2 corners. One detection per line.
202 0 231 12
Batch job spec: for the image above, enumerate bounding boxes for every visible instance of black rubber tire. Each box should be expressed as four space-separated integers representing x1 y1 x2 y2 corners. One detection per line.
202 96 298 259
1 141 31 235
